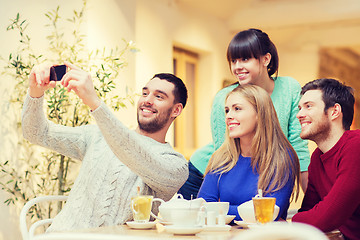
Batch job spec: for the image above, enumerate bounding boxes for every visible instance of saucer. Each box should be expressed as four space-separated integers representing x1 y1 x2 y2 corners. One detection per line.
126 221 156 229
165 225 203 235
203 224 231 231
234 220 256 228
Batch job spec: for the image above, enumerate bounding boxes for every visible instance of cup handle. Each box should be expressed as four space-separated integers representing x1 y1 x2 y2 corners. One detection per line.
150 198 165 220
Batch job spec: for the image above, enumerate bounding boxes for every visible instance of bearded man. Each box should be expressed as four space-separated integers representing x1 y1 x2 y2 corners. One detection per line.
22 62 188 232
293 78 360 240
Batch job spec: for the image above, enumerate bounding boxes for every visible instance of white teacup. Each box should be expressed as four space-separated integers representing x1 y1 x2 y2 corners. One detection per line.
169 208 202 226
204 202 230 216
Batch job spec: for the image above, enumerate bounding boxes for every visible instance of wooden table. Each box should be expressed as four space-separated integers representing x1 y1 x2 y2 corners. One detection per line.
32 222 342 240
82 223 244 239
32 224 243 240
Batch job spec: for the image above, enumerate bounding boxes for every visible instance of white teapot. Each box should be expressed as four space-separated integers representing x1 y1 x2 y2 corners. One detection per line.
151 194 205 224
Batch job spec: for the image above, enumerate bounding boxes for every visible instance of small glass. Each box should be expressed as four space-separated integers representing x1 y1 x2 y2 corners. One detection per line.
131 195 153 223
252 197 276 224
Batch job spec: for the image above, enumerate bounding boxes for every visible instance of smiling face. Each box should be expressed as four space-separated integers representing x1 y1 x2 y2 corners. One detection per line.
230 55 270 86
137 78 176 133
225 93 258 141
297 89 331 143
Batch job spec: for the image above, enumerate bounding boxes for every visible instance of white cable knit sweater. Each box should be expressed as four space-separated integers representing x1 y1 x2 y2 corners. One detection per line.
21 93 188 232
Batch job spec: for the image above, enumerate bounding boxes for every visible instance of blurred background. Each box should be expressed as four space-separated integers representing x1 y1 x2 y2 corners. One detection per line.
0 0 359 238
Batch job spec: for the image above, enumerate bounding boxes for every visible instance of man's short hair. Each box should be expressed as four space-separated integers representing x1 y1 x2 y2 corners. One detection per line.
301 78 355 130
152 73 188 108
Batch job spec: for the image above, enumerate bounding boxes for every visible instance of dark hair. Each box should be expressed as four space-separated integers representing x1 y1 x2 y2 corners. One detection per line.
226 28 279 78
301 78 355 130
152 73 188 108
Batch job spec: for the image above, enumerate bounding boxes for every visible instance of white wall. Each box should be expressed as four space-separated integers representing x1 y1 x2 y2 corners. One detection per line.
86 0 138 128
135 0 232 146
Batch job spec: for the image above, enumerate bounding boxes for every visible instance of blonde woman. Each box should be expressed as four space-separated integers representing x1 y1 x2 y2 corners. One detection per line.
198 85 300 221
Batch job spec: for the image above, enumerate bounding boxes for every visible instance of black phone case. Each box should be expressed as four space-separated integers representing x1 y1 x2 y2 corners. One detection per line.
50 65 67 81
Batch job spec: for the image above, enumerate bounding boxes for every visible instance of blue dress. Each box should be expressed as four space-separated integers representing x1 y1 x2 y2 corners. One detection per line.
197 155 294 221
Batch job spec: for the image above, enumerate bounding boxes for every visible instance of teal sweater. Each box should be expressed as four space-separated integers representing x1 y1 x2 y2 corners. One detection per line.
190 76 310 174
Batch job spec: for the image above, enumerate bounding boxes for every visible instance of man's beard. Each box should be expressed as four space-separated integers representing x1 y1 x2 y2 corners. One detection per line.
137 106 173 133
300 116 331 143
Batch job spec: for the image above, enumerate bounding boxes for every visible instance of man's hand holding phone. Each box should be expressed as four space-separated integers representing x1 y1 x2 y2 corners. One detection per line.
29 62 101 110
60 62 101 111
50 65 67 81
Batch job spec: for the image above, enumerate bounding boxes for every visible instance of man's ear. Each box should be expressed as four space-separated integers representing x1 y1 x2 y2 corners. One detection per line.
171 103 183 118
330 103 342 120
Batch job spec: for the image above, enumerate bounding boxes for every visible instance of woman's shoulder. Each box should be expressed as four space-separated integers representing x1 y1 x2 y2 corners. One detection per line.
275 76 301 88
273 76 301 98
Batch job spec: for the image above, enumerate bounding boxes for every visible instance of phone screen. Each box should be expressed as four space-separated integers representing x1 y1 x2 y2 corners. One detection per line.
50 65 67 81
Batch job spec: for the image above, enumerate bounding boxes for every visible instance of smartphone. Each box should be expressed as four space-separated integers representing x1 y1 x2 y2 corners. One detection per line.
50 65 67 81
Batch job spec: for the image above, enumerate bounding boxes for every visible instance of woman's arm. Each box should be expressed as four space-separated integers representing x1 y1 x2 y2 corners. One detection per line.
189 142 215 175
197 172 220 201
272 77 310 191
287 83 310 191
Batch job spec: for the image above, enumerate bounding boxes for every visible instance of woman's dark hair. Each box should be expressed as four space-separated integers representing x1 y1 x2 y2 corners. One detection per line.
301 78 354 130
152 73 188 108
227 28 279 78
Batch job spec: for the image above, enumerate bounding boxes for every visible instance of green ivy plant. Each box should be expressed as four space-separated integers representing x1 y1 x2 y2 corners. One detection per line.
0 0 137 222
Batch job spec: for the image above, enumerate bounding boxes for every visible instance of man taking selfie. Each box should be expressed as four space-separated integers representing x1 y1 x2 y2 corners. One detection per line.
22 62 189 232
